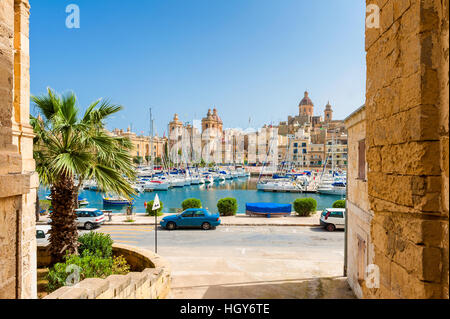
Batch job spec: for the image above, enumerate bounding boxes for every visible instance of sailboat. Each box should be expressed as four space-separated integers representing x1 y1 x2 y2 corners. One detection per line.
317 133 347 196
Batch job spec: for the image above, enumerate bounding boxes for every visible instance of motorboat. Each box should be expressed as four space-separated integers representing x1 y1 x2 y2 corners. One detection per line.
46 194 89 206
257 180 304 192
171 177 186 188
317 181 346 196
149 180 170 191
102 195 131 205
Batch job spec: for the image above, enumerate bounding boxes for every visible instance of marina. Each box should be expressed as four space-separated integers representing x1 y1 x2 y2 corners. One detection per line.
39 177 343 215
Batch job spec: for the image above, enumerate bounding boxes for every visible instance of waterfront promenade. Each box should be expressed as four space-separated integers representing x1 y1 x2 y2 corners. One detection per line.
37 212 321 227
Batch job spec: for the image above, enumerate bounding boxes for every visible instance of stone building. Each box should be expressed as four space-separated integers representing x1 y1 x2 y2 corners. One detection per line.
201 108 223 133
110 128 167 163
0 0 38 299
346 0 449 298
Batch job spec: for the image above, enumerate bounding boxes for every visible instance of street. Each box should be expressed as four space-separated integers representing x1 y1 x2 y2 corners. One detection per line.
93 225 354 299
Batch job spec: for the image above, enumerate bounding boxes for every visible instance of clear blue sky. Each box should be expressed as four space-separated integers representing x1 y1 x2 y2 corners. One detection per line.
29 0 366 136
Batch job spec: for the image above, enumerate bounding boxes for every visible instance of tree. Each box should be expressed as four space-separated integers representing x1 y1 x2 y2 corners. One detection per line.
133 156 143 165
31 88 136 261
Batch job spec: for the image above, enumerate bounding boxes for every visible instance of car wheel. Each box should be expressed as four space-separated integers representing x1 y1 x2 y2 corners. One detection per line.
84 222 94 230
326 224 336 232
166 222 176 230
202 222 211 230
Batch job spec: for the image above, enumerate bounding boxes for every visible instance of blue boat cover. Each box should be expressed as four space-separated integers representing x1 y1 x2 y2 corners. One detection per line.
246 203 292 213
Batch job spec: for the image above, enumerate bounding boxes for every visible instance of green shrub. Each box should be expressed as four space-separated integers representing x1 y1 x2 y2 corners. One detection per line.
217 198 238 216
146 200 164 216
293 198 318 217
78 232 113 258
47 254 114 292
332 200 346 208
182 198 202 210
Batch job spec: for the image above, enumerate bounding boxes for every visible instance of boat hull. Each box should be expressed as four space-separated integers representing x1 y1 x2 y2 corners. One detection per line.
317 188 346 196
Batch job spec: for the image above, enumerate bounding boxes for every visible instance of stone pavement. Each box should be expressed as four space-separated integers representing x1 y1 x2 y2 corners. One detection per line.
37 212 321 227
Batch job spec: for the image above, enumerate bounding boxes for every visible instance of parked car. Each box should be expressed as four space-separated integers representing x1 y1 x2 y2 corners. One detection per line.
320 208 346 231
47 208 105 230
160 208 221 230
36 225 51 239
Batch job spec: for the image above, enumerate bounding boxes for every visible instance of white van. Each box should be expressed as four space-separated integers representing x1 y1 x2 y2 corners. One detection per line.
320 208 346 231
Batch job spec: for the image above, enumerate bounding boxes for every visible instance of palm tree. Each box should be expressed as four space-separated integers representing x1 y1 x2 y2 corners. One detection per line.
31 88 136 262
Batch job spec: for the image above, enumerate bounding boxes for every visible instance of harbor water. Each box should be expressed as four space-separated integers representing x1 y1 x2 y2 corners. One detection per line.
39 178 344 214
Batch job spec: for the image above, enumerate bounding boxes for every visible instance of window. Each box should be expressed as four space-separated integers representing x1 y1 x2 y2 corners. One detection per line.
36 230 46 239
182 212 194 217
293 143 298 147
302 142 307 147
76 211 88 218
358 139 366 180
193 211 205 217
330 211 344 218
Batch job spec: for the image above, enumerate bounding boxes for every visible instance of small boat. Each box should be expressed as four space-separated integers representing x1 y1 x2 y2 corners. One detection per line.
257 180 304 193
149 180 170 191
78 197 89 206
317 181 346 196
171 177 186 188
46 195 89 206
102 195 131 205
245 203 292 218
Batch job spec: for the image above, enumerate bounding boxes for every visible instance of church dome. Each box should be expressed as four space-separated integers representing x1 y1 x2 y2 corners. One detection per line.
325 101 332 110
299 91 314 106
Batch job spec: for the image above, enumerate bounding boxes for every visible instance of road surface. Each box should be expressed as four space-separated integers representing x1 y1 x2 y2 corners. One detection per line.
94 225 354 299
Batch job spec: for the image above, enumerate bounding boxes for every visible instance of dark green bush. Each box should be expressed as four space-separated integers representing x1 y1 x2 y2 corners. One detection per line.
146 200 164 216
78 232 113 258
217 198 238 216
293 198 318 217
332 200 346 208
182 198 202 210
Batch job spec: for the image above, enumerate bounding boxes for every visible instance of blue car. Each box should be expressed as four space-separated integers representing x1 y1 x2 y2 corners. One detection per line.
160 208 221 230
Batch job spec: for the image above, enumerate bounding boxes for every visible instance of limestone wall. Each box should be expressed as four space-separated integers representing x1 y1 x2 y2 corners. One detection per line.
42 244 171 299
0 0 37 299
365 0 449 298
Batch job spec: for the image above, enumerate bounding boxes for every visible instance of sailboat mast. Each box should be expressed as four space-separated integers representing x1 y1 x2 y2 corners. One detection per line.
149 108 154 175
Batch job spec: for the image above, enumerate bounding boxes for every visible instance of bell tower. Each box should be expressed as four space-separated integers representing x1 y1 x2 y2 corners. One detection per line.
324 101 333 123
